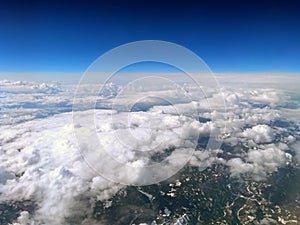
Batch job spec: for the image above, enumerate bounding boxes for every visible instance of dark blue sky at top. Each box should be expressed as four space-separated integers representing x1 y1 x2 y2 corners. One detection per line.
0 0 300 73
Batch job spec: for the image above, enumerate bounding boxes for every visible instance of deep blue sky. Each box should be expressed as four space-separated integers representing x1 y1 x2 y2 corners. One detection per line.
0 0 300 73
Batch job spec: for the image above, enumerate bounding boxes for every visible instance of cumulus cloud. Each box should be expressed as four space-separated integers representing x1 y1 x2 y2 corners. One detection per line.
0 80 123 125
241 124 274 144
0 112 135 224
0 78 299 224
0 109 209 223
0 79 62 94
227 147 287 181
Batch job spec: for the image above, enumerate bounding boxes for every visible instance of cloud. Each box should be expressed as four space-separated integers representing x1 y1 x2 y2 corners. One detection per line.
241 124 274 144
0 80 123 125
0 78 299 224
0 108 208 223
0 79 62 93
227 146 287 181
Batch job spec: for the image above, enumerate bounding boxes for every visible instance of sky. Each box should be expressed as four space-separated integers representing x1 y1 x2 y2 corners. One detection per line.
0 0 300 74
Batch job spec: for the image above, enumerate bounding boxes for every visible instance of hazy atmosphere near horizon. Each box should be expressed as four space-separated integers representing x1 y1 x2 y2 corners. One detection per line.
1 1 300 225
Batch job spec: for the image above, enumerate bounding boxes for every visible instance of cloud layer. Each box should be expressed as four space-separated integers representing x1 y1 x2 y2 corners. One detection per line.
0 78 299 224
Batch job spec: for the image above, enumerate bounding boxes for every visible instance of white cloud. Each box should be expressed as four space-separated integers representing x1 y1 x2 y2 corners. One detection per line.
0 79 62 94
227 146 288 181
241 124 274 144
0 108 208 223
1 78 299 224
